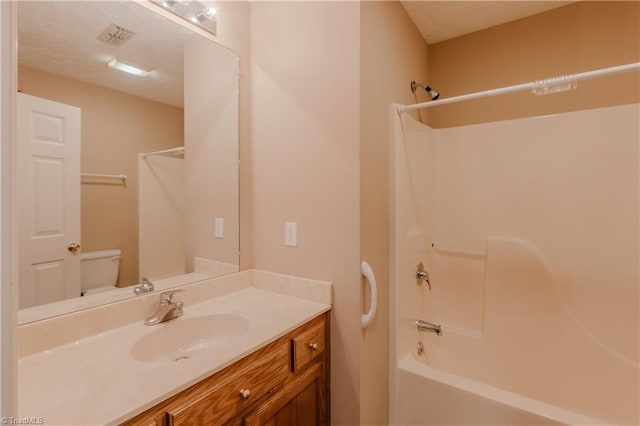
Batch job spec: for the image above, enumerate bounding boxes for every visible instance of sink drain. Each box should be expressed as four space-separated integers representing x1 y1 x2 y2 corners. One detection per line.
174 355 190 362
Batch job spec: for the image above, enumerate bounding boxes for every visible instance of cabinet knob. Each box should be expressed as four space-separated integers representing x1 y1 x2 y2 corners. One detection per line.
309 342 318 351
67 242 81 253
239 389 251 399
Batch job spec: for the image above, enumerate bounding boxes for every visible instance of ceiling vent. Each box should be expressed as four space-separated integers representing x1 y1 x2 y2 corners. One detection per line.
97 23 135 46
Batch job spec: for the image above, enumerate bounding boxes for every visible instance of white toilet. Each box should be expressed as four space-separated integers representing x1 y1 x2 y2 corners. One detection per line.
80 249 122 296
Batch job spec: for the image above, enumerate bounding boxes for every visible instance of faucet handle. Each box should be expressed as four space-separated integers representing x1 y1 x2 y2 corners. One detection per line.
133 277 154 295
416 262 431 290
160 289 184 304
140 277 154 291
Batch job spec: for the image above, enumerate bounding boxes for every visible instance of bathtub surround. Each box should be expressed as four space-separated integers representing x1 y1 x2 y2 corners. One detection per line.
390 103 639 424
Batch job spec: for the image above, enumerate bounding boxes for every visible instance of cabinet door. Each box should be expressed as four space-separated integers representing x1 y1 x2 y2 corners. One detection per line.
244 363 323 426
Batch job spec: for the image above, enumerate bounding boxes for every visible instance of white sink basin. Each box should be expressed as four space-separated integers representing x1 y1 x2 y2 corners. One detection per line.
130 314 249 363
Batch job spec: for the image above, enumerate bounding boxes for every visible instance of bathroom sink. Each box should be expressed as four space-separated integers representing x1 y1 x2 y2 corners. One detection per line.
130 314 250 363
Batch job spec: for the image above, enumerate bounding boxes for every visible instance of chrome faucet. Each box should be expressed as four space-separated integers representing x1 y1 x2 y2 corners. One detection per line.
133 277 154 295
144 290 184 326
416 262 431 290
416 319 442 335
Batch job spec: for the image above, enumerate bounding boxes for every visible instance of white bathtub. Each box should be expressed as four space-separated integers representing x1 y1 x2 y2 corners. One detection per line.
391 353 606 426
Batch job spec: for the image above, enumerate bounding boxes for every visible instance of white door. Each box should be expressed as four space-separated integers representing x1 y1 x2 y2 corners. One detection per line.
17 93 81 309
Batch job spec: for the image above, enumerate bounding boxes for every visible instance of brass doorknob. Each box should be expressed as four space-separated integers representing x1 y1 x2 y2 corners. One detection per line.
67 242 81 253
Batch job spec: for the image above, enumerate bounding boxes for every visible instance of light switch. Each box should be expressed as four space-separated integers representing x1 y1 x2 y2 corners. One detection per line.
285 222 297 247
215 217 224 238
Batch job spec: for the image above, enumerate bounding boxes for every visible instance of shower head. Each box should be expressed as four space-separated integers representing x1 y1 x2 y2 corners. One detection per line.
410 81 440 100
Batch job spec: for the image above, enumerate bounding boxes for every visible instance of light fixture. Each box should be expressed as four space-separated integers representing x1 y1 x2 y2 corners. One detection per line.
152 0 217 36
202 7 217 19
107 58 151 77
191 6 217 23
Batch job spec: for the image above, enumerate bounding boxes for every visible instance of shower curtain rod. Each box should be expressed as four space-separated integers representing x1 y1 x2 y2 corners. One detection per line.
398 62 640 113
141 146 185 158
80 173 127 181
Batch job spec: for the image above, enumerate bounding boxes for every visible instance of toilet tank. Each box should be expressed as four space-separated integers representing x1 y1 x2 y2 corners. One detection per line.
80 249 121 291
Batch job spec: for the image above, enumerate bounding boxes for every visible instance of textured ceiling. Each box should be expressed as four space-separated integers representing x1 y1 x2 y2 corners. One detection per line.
19 1 577 106
401 1 575 44
18 1 187 107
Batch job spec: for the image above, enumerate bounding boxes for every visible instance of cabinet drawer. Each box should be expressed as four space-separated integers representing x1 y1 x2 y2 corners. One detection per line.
291 316 326 371
167 340 290 425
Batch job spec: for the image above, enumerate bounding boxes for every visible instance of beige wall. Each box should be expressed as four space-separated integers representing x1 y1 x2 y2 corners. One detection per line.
135 0 251 269
184 36 239 270
359 2 429 425
249 2 361 424
138 156 185 280
212 1 253 271
18 66 184 287
427 1 640 128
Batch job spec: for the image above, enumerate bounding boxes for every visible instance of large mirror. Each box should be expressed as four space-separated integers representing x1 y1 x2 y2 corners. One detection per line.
16 1 239 323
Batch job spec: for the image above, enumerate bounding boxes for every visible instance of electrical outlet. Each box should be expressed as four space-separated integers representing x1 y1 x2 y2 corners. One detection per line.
285 222 297 247
215 217 224 238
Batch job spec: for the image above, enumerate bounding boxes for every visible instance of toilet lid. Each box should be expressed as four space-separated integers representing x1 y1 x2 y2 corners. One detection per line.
82 286 120 296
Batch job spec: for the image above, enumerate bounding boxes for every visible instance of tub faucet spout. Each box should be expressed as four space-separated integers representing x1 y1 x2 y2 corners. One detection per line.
416 319 442 335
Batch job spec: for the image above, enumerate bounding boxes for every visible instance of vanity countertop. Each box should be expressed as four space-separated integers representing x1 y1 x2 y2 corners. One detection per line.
18 275 331 425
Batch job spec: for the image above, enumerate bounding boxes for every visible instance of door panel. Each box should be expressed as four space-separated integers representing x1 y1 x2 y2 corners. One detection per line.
30 260 66 304
17 93 81 308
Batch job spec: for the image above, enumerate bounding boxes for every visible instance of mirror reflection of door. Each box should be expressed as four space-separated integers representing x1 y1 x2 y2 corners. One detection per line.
16 1 240 319
17 93 81 309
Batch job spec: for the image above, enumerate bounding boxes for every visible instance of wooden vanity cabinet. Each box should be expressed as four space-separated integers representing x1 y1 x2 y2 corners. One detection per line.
241 362 324 425
121 312 329 426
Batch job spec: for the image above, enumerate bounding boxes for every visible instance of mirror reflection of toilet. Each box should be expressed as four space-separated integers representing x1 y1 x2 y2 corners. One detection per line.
80 250 121 296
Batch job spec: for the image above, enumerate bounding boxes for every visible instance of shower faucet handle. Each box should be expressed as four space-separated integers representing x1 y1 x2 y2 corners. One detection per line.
416 262 431 290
